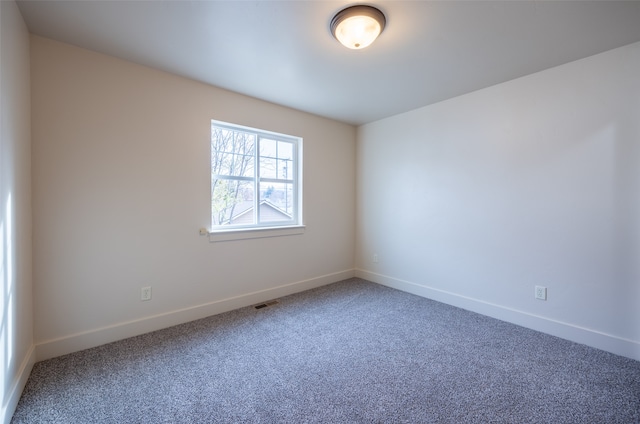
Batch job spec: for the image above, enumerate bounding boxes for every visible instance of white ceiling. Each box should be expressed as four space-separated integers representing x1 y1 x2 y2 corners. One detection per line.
16 0 640 126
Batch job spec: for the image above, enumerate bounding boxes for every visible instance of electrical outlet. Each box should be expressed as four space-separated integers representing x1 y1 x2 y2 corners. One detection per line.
141 286 152 301
373 254 379 263
535 286 547 301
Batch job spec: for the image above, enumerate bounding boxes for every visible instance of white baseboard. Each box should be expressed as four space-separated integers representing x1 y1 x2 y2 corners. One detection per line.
2 344 35 424
36 269 355 361
356 269 640 362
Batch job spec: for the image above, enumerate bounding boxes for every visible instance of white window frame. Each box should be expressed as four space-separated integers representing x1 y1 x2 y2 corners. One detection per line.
209 120 304 242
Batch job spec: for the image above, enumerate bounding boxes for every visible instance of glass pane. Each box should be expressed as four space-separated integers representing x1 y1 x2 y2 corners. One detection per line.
259 182 294 223
260 157 277 179
212 179 255 226
278 141 293 160
259 138 277 179
210 127 231 152
277 158 292 180
260 138 277 158
211 127 255 177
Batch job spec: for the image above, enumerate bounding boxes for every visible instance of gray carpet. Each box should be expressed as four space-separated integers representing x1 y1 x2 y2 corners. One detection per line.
12 278 640 423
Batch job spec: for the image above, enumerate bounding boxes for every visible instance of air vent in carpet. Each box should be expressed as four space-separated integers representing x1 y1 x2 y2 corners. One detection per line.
254 300 279 310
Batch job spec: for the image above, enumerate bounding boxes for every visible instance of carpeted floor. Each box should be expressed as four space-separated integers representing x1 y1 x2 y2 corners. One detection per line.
12 278 640 423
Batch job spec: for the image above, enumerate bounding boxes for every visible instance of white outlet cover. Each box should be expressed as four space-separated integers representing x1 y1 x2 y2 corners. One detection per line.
535 286 547 300
141 286 152 301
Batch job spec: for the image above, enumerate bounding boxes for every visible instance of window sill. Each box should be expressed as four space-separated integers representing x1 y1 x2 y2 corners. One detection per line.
208 225 305 242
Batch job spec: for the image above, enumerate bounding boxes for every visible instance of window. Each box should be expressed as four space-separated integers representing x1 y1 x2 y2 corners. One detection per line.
211 120 302 233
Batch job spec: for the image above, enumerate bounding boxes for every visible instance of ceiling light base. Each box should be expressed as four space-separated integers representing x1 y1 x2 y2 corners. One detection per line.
331 5 386 50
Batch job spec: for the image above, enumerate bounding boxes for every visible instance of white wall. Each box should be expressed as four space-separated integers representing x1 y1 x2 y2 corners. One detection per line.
0 1 34 422
31 36 356 360
356 41 640 360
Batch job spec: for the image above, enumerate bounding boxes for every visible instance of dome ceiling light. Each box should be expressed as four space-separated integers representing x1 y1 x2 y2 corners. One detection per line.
330 5 386 50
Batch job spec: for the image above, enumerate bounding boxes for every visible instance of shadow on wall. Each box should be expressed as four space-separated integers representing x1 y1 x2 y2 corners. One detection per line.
1 191 16 414
612 95 640 346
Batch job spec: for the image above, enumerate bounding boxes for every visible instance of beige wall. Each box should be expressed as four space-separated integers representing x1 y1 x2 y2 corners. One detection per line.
31 36 356 359
1 1 34 422
356 41 640 360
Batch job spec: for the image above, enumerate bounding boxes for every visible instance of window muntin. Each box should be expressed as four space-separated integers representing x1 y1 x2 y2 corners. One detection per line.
211 121 301 230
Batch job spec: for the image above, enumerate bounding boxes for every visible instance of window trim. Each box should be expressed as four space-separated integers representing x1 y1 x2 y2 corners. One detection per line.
209 120 303 235
208 224 306 243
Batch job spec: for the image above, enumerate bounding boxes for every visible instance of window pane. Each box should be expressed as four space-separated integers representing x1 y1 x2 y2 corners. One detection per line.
212 179 255 226
259 182 294 222
259 138 277 179
278 141 293 160
276 141 293 179
211 129 255 177
260 157 276 179
277 158 292 180
260 138 277 156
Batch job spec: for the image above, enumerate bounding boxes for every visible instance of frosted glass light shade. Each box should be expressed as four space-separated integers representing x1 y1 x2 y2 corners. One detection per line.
331 5 386 50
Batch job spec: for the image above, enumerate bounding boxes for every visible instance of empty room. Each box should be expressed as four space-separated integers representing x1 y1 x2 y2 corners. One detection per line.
2 0 640 422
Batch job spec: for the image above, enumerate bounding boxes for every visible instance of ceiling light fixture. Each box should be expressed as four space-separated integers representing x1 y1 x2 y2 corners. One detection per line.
331 5 386 50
